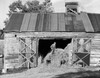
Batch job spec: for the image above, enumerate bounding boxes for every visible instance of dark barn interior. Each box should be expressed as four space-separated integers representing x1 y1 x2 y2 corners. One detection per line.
38 38 72 58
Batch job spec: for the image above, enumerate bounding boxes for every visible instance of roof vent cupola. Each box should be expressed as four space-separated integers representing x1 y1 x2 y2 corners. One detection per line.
65 2 78 14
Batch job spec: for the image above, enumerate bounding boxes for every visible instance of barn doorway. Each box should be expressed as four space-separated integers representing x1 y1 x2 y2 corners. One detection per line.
38 38 72 62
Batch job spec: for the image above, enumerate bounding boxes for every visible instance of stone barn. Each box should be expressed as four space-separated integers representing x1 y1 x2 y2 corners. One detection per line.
3 2 100 71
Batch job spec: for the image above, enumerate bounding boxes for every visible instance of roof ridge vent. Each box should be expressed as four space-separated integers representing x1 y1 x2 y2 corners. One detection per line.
65 2 78 15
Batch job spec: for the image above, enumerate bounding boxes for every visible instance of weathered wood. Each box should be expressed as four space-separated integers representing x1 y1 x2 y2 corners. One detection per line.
4 37 20 70
51 14 58 31
4 31 100 68
90 64 100 66
91 51 100 55
90 54 100 58
18 38 34 53
18 37 37 68
0 40 4 70
81 13 94 32
3 36 38 70
18 38 25 67
20 13 31 31
58 13 65 31
90 58 100 63
18 38 27 67
94 35 100 39
25 38 31 69
90 37 100 66
4 32 95 38
36 38 39 67
28 13 38 31
30 38 37 67
37 14 44 31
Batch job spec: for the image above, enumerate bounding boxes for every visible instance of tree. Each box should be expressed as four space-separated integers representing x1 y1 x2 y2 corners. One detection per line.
4 0 53 26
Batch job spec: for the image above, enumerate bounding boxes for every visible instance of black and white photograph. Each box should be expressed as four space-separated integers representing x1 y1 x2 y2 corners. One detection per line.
0 0 100 78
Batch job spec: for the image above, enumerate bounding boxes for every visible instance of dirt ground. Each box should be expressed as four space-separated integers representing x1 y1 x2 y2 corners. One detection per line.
0 65 78 78
0 65 100 78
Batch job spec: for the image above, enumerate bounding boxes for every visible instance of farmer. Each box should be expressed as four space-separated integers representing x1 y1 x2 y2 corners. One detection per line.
50 42 56 54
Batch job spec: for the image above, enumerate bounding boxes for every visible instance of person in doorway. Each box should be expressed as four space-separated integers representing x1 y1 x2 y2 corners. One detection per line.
43 42 56 66
50 42 56 54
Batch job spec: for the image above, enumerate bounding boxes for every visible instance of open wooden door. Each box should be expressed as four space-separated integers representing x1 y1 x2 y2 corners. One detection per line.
72 38 91 67
18 37 38 69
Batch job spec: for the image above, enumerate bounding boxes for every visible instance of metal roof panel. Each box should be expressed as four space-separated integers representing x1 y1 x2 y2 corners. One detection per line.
74 14 85 32
88 14 100 32
58 13 65 31
28 13 38 31
5 12 100 33
20 13 31 31
81 13 94 32
6 13 24 32
50 13 58 31
35 14 44 31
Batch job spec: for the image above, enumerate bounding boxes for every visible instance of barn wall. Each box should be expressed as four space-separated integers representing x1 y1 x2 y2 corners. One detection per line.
4 32 100 70
0 40 4 69
90 34 100 66
4 37 20 69
4 32 90 69
71 34 100 67
4 33 38 70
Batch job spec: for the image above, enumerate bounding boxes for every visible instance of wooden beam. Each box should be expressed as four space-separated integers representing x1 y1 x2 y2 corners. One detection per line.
4 32 95 38
31 38 37 67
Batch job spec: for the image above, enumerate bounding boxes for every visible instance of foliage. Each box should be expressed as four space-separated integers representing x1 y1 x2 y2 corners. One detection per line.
4 0 53 26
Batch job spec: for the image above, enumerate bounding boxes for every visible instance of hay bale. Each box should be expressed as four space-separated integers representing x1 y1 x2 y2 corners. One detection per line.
43 48 69 67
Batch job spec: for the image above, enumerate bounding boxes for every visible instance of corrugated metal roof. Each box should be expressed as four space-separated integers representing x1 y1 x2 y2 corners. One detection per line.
6 14 24 31
88 13 100 32
4 12 100 33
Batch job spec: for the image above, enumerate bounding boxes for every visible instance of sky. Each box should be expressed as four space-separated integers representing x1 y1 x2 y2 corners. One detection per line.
0 0 100 29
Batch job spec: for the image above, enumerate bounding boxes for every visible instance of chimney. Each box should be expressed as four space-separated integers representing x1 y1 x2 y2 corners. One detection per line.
65 2 78 14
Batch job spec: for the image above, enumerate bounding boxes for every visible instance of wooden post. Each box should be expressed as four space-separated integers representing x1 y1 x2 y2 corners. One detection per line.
3 37 7 73
18 38 26 68
30 38 37 67
68 39 73 65
36 38 39 67
25 38 31 69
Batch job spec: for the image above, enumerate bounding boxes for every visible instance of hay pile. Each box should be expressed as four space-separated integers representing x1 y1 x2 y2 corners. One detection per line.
43 43 72 67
